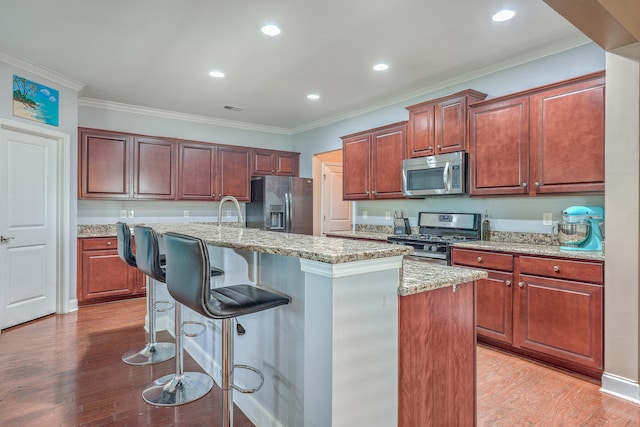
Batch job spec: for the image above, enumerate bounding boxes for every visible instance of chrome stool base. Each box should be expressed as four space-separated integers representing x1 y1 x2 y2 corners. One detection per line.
122 342 175 366
142 372 213 407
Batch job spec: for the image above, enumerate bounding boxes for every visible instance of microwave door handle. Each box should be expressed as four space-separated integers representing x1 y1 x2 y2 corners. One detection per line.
443 162 451 191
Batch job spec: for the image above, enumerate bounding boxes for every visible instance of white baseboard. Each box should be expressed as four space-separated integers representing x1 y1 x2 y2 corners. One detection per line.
600 372 640 404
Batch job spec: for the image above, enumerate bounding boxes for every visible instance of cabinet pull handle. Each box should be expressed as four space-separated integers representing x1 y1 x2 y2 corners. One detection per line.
505 280 511 287
477 256 482 262
518 281 524 288
521 182 527 188
553 265 560 272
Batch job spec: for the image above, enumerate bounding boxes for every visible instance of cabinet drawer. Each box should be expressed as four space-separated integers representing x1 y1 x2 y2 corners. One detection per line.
451 248 513 271
81 237 118 251
519 256 603 285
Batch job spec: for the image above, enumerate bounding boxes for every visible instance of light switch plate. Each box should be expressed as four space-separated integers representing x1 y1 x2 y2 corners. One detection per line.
385 211 391 220
120 210 127 219
543 212 552 225
184 210 189 218
128 210 134 218
363 211 368 219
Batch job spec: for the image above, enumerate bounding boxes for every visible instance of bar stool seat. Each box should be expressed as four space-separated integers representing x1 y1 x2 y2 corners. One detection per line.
145 232 290 424
117 222 175 366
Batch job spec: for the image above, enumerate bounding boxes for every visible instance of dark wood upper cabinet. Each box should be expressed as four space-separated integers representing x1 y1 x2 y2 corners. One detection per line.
79 129 131 199
342 122 407 200
218 146 251 201
178 141 217 201
529 75 605 194
406 90 487 158
132 137 177 200
469 71 605 197
252 149 300 176
469 96 530 196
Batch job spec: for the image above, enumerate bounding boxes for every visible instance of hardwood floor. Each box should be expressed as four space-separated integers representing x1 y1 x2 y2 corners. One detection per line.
1 298 640 426
0 298 253 427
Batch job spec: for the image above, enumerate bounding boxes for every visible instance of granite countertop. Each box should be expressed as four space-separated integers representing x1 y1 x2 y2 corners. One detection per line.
453 240 605 262
399 259 488 296
324 230 391 241
134 223 412 264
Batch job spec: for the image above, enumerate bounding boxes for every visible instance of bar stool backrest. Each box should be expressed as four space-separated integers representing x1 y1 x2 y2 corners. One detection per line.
133 225 166 283
163 232 211 318
116 222 136 268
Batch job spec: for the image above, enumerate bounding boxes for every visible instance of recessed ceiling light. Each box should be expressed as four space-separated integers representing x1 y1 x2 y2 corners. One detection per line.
492 9 515 22
261 24 281 36
209 70 225 78
307 94 320 100
373 63 389 71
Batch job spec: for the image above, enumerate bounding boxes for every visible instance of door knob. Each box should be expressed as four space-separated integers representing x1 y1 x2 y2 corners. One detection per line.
0 235 15 244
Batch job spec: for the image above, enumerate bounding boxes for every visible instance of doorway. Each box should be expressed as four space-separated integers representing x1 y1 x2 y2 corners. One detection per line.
312 149 353 236
0 119 71 331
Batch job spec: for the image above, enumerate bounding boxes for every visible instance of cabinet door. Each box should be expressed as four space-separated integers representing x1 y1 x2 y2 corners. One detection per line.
133 137 177 199
514 274 603 371
252 150 276 176
275 152 299 176
476 270 513 344
469 97 530 196
81 250 135 301
371 124 406 199
435 96 466 154
529 75 605 194
406 103 435 158
79 129 131 199
218 146 251 201
178 142 217 200
342 134 371 200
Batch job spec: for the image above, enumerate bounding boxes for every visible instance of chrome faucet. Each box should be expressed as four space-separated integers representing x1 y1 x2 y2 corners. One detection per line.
217 195 245 227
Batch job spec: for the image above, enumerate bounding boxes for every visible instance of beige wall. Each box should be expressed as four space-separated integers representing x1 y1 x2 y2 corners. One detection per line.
603 42 640 400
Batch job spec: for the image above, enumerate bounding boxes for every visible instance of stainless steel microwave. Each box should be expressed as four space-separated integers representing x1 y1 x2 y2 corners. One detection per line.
402 151 466 197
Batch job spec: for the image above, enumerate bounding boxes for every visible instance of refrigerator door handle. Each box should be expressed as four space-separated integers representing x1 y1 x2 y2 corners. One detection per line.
284 193 292 233
288 192 294 232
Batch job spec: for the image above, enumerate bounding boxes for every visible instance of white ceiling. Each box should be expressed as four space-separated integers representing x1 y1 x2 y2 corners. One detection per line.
0 0 587 133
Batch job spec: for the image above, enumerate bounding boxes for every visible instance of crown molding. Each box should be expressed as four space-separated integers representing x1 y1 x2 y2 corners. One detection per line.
0 48 85 92
290 34 593 134
78 98 293 135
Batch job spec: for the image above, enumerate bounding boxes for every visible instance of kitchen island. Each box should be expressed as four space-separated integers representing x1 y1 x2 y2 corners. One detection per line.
118 223 485 426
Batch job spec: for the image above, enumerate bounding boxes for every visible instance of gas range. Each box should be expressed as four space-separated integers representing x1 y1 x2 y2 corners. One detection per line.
388 212 481 265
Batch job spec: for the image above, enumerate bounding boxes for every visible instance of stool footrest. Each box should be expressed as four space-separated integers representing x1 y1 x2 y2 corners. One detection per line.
153 300 174 313
181 320 207 338
232 364 264 394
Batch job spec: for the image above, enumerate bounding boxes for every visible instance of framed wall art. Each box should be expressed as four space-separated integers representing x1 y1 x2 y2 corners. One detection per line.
12 75 59 126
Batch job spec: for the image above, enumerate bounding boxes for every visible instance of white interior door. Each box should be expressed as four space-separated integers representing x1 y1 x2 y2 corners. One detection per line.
321 162 352 234
0 127 58 329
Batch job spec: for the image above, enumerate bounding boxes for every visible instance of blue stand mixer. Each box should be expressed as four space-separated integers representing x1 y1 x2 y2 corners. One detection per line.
558 206 604 252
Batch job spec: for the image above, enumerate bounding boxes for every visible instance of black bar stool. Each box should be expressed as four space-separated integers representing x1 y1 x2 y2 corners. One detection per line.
116 222 175 365
151 232 290 425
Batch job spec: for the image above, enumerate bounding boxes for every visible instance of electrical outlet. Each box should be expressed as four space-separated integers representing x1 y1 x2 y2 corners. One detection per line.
543 212 552 225
226 210 231 217
385 211 391 220
184 210 190 218
120 210 127 219
128 210 134 218
362 211 368 219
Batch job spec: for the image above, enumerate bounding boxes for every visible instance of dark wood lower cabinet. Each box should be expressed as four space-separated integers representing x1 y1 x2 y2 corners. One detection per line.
78 238 145 306
452 247 604 379
399 282 476 426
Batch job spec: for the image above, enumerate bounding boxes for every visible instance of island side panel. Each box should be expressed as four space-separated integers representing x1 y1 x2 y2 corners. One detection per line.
398 281 476 427
301 257 402 427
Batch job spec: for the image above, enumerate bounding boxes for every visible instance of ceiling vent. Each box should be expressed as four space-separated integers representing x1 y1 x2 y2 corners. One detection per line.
223 105 244 112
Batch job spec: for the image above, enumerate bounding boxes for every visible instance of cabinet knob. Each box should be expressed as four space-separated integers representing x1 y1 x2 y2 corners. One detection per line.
521 182 527 188
535 182 540 188
437 145 441 149
518 281 525 288
553 265 560 272
505 280 511 287
107 241 112 246
477 256 483 262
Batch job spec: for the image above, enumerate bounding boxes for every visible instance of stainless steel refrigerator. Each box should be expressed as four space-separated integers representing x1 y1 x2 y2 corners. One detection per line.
246 176 314 235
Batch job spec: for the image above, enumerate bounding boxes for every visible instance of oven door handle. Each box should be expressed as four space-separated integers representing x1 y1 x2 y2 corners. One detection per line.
443 162 451 191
